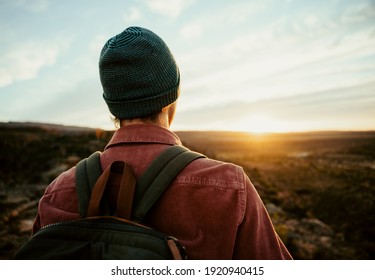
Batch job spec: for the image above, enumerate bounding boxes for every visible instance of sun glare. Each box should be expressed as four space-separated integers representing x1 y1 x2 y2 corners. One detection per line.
243 114 290 134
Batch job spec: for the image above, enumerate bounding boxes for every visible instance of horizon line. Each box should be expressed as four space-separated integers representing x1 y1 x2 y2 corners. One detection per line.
2 120 375 135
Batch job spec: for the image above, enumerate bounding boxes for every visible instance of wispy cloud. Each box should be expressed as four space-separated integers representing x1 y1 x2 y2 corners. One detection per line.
0 40 64 87
341 1 375 23
175 80 375 131
2 0 49 13
145 0 194 18
123 7 142 23
179 22 202 40
177 2 375 110
178 1 266 42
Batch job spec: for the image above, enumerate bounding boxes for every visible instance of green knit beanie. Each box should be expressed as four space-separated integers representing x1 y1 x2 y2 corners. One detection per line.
99 26 180 119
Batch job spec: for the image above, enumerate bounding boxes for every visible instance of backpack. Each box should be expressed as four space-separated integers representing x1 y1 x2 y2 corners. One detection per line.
14 145 205 260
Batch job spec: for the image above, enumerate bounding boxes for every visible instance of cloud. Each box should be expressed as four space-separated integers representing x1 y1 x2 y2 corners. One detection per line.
177 4 375 109
179 22 203 40
145 0 194 18
12 75 109 129
4 0 49 13
123 7 142 23
341 1 375 23
174 80 375 131
0 41 64 87
304 15 318 28
178 1 266 42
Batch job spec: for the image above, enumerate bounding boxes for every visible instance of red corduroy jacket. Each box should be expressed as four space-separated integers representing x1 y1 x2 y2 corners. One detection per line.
33 124 292 260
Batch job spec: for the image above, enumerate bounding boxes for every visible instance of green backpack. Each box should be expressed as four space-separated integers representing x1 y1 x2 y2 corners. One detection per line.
14 145 204 260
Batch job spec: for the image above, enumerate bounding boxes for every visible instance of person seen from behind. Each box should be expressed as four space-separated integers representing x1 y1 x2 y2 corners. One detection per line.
32 26 292 260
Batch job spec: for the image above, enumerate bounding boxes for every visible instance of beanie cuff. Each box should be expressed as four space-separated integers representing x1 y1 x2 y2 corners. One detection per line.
104 83 179 119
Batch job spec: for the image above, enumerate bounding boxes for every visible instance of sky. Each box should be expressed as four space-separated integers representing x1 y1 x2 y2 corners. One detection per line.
0 0 374 132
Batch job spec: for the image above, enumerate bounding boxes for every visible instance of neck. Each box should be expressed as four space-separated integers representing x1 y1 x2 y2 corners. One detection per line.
119 102 176 129
120 118 169 128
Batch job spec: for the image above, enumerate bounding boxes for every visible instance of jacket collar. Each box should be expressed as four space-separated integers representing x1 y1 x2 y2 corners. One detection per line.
105 124 182 150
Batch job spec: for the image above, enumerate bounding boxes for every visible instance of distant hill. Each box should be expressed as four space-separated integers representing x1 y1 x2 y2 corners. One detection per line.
0 121 97 133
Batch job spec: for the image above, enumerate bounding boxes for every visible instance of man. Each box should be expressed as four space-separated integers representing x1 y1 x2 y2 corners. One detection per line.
32 26 292 259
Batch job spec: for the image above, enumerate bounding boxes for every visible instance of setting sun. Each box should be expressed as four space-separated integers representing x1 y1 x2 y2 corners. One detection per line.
240 114 290 134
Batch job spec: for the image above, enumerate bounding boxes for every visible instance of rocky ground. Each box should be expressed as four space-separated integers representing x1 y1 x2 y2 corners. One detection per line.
0 184 44 259
1 123 374 259
265 202 357 259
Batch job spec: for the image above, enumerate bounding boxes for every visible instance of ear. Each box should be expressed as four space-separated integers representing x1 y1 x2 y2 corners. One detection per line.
166 102 177 126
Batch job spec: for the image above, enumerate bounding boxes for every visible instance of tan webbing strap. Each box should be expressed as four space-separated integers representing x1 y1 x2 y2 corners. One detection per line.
87 162 113 217
167 239 183 260
87 161 136 218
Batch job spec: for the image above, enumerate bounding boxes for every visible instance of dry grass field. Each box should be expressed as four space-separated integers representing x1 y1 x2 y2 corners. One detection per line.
1 122 374 259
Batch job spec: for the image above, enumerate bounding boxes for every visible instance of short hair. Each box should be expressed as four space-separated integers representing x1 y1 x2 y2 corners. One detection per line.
112 110 162 128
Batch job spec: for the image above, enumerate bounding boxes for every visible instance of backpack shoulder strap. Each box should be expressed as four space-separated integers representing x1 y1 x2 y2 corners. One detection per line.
133 145 189 205
75 151 102 217
132 145 206 222
75 146 205 220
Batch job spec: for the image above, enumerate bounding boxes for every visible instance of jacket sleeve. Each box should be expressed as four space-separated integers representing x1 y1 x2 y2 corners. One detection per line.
31 168 80 235
233 173 292 259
